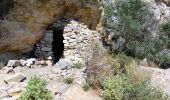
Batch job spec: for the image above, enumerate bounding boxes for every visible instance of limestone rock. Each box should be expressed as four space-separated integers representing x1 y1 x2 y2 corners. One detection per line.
47 82 70 94
4 73 26 84
6 60 21 68
25 58 36 67
0 0 101 54
7 83 26 97
63 85 102 100
0 90 8 99
56 59 73 70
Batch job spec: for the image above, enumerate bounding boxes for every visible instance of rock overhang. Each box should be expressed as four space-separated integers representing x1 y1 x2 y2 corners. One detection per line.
0 0 102 54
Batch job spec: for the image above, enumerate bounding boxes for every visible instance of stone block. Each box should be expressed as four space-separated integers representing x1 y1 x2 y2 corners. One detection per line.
6 60 21 67
4 73 26 84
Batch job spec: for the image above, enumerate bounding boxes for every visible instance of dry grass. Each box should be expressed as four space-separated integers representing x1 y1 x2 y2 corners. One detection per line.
125 60 151 84
82 40 120 88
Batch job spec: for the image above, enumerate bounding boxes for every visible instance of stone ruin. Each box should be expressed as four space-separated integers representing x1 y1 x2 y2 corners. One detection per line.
34 20 101 64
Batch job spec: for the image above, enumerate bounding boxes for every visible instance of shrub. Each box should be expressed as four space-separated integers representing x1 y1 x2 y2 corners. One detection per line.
155 52 170 68
162 21 170 48
83 41 119 88
115 53 133 67
102 0 170 67
128 83 169 100
83 83 90 91
19 76 54 100
64 77 73 84
103 74 131 100
73 63 83 69
103 60 169 100
82 80 94 91
162 20 170 34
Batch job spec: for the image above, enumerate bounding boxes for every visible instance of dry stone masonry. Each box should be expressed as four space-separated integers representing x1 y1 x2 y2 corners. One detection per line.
34 30 54 60
63 20 101 64
35 20 101 64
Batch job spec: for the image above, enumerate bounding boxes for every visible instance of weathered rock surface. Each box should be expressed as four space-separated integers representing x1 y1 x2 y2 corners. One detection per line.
4 73 26 84
0 0 101 54
63 85 102 100
141 66 170 96
0 90 8 99
6 60 21 68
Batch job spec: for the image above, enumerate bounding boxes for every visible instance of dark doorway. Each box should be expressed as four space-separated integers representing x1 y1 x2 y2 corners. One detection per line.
52 28 64 63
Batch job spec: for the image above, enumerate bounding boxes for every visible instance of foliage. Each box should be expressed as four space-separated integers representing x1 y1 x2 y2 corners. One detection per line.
102 0 170 67
103 74 131 100
162 21 170 48
83 80 94 91
103 60 169 100
64 77 73 84
162 20 170 34
128 83 169 100
19 76 54 100
115 53 133 67
84 41 119 88
73 63 83 69
155 52 170 68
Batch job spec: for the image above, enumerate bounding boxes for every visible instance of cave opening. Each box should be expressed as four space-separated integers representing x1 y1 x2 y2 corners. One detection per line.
52 27 64 63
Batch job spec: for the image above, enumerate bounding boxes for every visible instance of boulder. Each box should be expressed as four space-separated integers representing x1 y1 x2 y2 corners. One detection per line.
4 73 26 84
55 59 73 70
6 60 21 67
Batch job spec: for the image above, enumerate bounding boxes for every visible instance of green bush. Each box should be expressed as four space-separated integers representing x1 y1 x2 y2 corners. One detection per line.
128 83 169 100
103 74 169 100
102 60 169 100
103 0 170 67
155 52 170 68
19 76 54 100
73 63 83 69
103 74 131 100
162 21 170 48
162 21 170 34
64 77 73 84
115 53 133 66
82 80 94 91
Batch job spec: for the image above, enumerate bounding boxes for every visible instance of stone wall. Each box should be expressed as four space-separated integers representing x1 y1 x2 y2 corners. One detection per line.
34 20 101 64
34 30 53 59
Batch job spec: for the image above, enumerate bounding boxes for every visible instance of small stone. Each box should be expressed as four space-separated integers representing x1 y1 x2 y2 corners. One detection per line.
42 47 52 51
63 40 68 44
0 90 8 99
47 82 70 94
7 83 26 97
40 61 48 66
25 58 36 67
46 60 53 66
48 56 53 60
4 73 26 84
56 59 73 70
6 60 21 68
69 39 76 43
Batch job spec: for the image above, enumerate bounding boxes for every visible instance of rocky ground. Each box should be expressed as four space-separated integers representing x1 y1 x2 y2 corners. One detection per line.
0 58 102 100
141 65 170 96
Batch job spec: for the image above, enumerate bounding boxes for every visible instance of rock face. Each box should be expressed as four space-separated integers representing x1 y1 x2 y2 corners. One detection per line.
0 0 101 54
